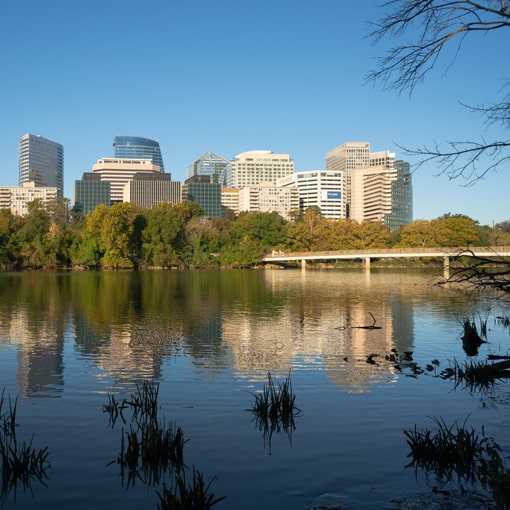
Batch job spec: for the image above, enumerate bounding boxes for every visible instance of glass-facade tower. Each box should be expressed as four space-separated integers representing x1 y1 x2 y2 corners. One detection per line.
19 133 64 197
113 135 165 173
186 152 229 183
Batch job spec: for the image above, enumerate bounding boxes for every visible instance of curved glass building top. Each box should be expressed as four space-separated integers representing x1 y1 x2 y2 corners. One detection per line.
113 135 165 173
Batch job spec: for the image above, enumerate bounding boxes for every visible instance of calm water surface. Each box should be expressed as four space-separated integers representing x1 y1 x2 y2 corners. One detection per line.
0 269 509 509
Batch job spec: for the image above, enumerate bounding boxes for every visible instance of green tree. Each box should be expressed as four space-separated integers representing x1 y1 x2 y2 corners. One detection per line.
99 203 138 269
141 202 182 268
226 212 287 266
181 216 220 267
0 209 18 268
13 200 52 268
72 204 108 267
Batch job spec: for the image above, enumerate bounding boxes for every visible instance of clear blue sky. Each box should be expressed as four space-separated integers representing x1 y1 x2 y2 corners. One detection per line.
1 0 508 226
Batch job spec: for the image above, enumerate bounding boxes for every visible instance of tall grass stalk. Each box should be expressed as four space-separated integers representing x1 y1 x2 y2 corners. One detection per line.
0 389 50 501
156 467 226 510
248 372 300 451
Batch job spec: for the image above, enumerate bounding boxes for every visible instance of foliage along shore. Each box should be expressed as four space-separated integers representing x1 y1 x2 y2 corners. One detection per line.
1 199 509 271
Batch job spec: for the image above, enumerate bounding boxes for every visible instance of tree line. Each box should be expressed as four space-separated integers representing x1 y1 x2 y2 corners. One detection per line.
0 199 509 270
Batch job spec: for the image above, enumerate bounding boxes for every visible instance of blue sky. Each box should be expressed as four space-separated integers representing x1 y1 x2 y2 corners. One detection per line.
1 0 508 226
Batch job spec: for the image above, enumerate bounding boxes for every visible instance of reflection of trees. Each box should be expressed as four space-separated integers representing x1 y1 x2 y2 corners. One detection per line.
0 269 486 396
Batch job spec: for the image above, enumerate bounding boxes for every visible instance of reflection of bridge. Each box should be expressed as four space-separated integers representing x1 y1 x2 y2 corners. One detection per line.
263 246 510 276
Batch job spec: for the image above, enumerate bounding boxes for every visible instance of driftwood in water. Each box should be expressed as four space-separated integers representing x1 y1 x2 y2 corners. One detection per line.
351 312 382 330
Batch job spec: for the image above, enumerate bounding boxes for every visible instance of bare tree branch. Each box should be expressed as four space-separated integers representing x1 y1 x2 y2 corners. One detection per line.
368 0 510 181
367 0 510 93
398 139 510 183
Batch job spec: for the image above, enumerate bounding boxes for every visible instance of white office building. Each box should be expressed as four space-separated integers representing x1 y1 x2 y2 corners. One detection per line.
224 150 294 188
238 184 299 221
277 170 345 219
0 182 58 216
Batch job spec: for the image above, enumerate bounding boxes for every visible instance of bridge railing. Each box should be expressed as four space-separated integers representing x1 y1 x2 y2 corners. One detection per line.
263 246 510 261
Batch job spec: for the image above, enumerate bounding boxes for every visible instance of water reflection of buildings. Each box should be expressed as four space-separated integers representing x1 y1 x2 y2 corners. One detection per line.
221 270 415 393
4 309 65 398
73 314 183 388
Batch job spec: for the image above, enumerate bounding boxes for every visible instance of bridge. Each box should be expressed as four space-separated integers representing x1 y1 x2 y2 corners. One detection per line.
263 246 510 277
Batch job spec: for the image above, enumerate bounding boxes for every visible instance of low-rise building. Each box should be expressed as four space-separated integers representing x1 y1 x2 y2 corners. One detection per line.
238 183 299 221
0 182 58 216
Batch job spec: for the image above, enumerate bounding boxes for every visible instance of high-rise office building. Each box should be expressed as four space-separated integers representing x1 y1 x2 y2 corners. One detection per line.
183 175 222 218
113 135 166 173
325 142 370 216
350 161 412 230
19 134 64 197
278 170 345 219
186 152 229 183
74 175 111 215
89 157 162 203
389 160 413 230
123 174 181 209
224 150 294 188
326 142 412 229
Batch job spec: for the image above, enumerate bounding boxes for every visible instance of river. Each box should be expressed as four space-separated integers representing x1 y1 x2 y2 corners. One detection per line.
0 269 508 509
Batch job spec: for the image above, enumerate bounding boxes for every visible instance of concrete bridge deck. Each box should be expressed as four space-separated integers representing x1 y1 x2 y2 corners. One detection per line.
263 246 510 263
263 247 510 276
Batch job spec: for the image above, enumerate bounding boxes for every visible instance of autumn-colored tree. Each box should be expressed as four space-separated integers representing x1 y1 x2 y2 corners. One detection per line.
355 221 391 249
285 207 325 251
99 203 138 269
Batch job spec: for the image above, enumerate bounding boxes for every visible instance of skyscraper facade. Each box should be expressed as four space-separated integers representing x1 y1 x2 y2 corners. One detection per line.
74 176 111 216
183 175 222 218
350 161 412 230
113 135 166 173
19 134 64 197
224 150 294 188
186 152 229 183
278 170 345 219
389 160 413 230
325 142 370 216
90 158 163 203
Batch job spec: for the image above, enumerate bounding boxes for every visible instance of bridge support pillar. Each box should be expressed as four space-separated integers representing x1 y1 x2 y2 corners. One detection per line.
363 257 371 269
443 256 450 280
301 259 307 270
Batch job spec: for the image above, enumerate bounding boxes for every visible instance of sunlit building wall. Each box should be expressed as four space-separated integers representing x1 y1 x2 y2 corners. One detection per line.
238 184 299 221
123 174 181 208
325 142 370 217
0 182 58 216
90 158 162 203
225 150 294 188
221 188 240 216
277 170 346 219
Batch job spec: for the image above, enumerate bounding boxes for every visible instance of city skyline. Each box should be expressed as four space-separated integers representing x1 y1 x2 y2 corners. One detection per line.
1 1 508 226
